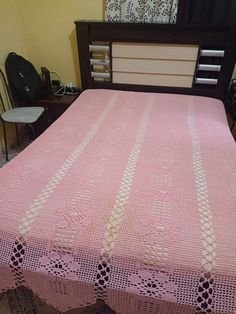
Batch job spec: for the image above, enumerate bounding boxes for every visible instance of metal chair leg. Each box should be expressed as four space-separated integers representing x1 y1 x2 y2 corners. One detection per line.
2 120 8 161
230 122 235 132
43 107 49 131
15 123 20 146
28 124 36 140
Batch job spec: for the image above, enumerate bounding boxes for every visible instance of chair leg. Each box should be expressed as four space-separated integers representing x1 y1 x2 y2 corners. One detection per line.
2 120 9 161
230 122 235 132
28 124 36 140
43 107 49 131
15 123 20 146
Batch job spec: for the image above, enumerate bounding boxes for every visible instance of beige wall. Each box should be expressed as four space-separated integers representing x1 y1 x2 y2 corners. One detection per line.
0 0 29 109
0 0 29 68
19 0 104 87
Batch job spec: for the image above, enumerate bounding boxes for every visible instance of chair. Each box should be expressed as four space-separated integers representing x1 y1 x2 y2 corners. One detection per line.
0 69 45 161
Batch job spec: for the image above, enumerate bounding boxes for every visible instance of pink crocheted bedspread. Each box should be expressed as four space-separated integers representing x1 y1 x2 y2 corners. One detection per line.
0 90 235 314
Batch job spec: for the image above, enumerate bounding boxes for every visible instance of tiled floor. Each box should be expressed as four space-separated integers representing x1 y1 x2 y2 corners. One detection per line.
0 293 59 314
0 294 10 314
0 291 115 314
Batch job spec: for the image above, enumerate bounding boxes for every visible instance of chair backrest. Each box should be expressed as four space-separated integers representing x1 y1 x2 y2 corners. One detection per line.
0 68 14 113
0 91 6 113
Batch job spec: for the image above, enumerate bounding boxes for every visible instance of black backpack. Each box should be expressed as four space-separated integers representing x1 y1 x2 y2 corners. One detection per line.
5 52 48 101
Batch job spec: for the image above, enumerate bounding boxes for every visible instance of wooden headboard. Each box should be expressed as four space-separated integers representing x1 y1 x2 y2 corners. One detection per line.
75 21 236 100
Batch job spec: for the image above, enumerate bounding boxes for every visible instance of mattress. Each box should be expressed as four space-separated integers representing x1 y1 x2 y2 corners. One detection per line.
0 89 235 314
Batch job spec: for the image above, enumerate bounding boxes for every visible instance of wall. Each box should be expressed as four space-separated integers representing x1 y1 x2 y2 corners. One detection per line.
19 0 104 88
0 0 29 69
19 0 236 86
0 0 29 157
0 0 29 110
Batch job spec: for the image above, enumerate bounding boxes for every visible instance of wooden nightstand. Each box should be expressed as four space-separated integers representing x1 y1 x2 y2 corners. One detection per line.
20 93 80 126
31 94 80 120
18 93 80 135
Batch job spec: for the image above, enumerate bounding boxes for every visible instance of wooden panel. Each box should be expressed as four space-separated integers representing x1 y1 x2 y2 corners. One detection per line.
112 43 198 61
113 72 193 88
113 58 196 76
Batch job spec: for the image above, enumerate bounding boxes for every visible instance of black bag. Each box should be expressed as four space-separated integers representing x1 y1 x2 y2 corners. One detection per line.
5 52 48 101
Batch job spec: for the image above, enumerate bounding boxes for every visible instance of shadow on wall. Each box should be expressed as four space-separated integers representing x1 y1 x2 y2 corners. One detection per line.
69 28 81 87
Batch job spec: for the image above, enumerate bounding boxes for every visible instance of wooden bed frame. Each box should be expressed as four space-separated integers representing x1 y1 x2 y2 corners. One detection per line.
75 21 236 101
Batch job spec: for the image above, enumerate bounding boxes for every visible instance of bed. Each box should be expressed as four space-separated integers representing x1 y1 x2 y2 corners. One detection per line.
0 22 236 314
